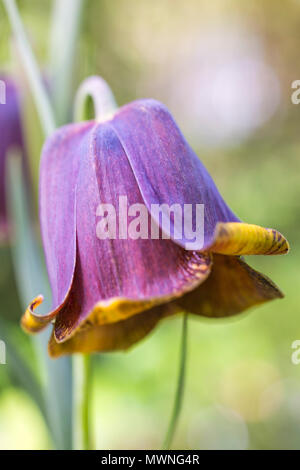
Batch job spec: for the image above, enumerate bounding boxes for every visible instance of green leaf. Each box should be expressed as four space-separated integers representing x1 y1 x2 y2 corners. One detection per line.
49 0 84 125
2 0 56 136
0 316 46 418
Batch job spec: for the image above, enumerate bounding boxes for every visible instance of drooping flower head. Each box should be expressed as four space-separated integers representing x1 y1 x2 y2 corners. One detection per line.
22 77 289 357
0 75 25 242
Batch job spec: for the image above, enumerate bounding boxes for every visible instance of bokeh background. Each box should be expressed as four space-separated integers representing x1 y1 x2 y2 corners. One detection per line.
0 0 299 450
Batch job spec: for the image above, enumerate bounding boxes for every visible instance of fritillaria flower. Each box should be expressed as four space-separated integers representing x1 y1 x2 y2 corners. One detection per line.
0 75 25 242
22 96 289 357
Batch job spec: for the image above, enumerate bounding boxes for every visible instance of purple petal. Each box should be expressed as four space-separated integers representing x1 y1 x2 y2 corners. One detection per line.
111 99 240 250
54 123 212 341
39 121 93 309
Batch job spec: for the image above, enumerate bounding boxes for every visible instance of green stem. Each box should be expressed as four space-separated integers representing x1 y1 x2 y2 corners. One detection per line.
2 0 56 136
74 75 117 122
73 354 93 450
163 313 188 450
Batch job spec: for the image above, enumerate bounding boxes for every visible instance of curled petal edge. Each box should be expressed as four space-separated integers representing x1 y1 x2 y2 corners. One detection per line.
54 252 212 342
22 253 212 338
49 303 178 358
21 295 59 333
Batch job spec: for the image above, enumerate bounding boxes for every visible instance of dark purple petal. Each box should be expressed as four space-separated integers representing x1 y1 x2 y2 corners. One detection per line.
54 123 212 342
111 99 240 250
39 121 93 309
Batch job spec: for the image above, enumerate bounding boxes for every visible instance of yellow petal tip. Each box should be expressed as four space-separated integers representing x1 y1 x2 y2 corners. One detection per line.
211 222 289 256
21 294 50 334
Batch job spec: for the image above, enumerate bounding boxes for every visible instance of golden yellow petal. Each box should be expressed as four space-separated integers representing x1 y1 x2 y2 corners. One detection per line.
21 295 53 333
210 222 289 256
177 254 284 318
48 303 177 358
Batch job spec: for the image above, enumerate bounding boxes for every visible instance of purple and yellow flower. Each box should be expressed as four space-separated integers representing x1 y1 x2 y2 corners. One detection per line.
22 98 289 357
0 75 25 242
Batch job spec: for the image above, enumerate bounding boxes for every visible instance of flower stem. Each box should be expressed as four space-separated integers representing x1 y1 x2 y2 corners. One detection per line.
73 354 93 450
74 75 117 122
2 0 56 136
163 313 188 450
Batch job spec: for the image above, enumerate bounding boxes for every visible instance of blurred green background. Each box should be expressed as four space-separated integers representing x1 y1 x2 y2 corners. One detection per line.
0 0 299 450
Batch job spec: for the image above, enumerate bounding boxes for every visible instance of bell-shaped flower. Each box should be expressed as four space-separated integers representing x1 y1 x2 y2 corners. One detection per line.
21 96 289 357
